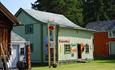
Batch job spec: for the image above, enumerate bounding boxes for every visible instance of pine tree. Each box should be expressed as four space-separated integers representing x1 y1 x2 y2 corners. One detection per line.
83 0 114 23
31 0 115 27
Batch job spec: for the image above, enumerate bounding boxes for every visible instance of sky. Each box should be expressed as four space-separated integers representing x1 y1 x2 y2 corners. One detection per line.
0 0 36 14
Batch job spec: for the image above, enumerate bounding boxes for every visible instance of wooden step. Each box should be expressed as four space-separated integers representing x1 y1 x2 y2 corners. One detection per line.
0 58 4 69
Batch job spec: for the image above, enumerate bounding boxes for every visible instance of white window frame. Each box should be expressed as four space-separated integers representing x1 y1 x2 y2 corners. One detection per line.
108 42 111 55
108 30 115 38
64 44 71 54
109 42 115 55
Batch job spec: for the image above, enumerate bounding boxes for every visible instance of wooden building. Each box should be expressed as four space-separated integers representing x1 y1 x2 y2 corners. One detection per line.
14 8 95 64
86 20 115 58
0 2 19 60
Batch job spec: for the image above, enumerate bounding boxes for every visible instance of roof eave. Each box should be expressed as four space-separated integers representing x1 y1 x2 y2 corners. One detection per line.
60 25 96 32
0 2 19 25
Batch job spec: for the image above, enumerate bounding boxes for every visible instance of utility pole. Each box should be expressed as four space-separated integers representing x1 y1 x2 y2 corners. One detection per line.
53 25 56 64
48 23 51 68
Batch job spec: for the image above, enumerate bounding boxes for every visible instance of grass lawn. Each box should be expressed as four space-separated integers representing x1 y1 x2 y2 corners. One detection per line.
32 60 115 70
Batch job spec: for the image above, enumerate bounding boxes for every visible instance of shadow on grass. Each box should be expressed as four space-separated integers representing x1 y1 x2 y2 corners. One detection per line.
94 58 115 63
98 60 115 63
31 62 48 67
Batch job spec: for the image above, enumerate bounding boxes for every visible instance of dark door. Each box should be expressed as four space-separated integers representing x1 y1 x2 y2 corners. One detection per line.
77 44 81 59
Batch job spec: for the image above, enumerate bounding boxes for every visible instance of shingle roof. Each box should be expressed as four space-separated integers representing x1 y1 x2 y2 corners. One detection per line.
24 9 81 28
16 8 95 32
86 20 115 32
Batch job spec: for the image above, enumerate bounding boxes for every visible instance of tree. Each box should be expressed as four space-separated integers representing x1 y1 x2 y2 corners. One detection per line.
83 0 115 23
31 0 115 27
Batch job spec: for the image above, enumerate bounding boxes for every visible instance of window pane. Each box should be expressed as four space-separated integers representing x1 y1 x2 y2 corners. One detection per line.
30 44 33 52
25 24 33 34
50 30 53 41
85 44 89 53
112 31 115 37
20 48 24 55
109 31 112 37
64 44 70 54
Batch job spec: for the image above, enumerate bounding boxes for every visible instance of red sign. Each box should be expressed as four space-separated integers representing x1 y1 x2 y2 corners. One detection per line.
59 39 70 43
48 25 55 30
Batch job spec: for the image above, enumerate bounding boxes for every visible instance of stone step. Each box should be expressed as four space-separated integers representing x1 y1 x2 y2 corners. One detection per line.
77 59 87 63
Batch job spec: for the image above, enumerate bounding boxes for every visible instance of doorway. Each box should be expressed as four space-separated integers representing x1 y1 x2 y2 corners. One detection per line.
77 44 81 59
10 44 19 68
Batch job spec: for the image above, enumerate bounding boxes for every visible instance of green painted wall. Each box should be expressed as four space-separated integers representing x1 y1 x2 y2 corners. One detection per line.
13 11 44 62
13 10 94 63
14 10 58 63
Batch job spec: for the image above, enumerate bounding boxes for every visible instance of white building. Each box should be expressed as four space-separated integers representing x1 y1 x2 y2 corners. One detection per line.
8 32 28 68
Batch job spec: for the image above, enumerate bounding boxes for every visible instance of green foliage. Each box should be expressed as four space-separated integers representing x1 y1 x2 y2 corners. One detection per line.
31 0 115 27
83 0 115 24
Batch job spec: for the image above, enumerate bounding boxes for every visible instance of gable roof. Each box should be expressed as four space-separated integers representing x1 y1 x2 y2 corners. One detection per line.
0 2 19 25
16 8 95 32
11 31 26 41
86 20 115 32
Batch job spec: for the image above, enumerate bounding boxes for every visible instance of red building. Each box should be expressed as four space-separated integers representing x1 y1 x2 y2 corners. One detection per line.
94 32 115 57
86 20 115 58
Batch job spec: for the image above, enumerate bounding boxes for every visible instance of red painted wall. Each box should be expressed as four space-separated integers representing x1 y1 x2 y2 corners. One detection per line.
94 32 115 57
